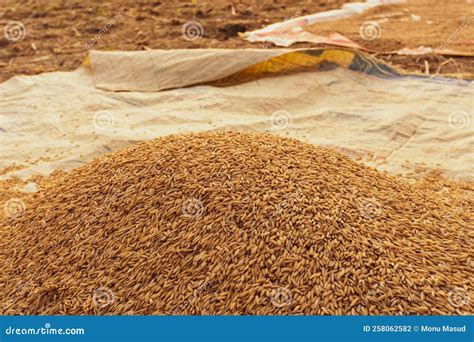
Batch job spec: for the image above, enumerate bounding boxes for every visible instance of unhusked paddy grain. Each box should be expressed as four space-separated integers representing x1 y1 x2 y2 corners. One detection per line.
0 131 472 315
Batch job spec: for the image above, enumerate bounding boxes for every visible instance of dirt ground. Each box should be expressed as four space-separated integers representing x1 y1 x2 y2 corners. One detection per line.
1 0 473 81
307 0 474 75
0 0 352 82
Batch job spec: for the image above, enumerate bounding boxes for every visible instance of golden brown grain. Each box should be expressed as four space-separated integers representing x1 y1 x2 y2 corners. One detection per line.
0 131 472 315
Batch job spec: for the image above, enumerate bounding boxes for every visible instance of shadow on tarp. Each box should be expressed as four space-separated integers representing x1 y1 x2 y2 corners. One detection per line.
204 48 472 88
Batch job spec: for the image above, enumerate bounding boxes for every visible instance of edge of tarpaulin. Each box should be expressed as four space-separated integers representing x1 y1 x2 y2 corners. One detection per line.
82 48 473 93
242 0 407 41
210 48 474 83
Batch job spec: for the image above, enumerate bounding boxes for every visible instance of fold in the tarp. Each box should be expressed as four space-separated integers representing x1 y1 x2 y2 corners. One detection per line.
87 49 291 92
87 48 404 92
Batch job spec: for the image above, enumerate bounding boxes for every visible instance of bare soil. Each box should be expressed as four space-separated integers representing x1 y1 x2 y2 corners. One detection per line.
0 0 350 82
0 0 473 81
307 0 474 75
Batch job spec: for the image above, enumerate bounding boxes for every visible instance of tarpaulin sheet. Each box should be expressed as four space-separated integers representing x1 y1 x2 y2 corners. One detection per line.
0 48 472 184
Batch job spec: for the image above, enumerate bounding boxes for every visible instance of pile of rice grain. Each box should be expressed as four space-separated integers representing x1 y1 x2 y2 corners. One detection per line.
1 131 472 315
